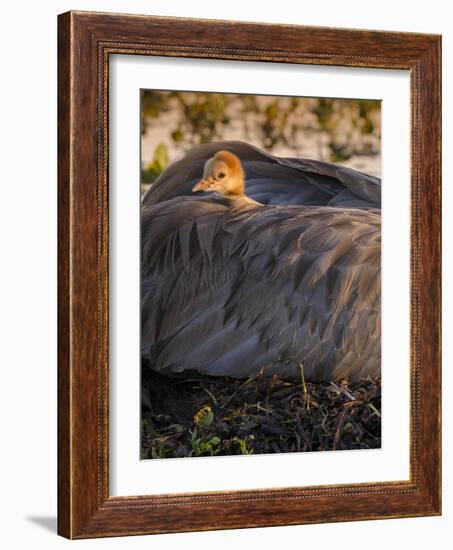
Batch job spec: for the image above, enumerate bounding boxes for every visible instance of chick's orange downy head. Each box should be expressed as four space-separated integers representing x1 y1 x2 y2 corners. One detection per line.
192 150 245 197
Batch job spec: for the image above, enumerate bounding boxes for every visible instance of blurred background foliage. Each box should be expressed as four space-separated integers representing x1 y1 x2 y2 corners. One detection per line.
141 90 381 190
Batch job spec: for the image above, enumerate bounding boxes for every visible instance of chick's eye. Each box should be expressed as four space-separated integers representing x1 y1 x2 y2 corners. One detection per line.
217 172 226 179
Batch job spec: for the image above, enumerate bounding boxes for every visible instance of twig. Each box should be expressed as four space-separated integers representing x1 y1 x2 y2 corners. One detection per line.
368 403 381 418
299 362 310 410
220 369 268 409
329 381 357 401
200 381 218 406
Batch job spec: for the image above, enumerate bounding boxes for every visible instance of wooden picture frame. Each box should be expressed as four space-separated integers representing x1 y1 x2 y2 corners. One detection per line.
58 10 441 539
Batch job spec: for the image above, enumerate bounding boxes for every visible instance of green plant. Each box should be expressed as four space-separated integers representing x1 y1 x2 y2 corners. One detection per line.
141 143 169 183
190 432 221 457
232 435 254 455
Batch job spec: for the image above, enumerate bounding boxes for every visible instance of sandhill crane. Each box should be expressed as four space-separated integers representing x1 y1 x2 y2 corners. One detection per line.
141 142 380 381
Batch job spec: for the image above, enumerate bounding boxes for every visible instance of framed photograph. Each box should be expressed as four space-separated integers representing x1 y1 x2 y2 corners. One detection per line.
58 11 441 538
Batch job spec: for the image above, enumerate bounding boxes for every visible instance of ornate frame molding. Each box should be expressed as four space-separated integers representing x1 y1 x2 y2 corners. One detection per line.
58 11 441 538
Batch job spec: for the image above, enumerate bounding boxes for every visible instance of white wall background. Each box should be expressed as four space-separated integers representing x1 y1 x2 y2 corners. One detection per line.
0 1 450 548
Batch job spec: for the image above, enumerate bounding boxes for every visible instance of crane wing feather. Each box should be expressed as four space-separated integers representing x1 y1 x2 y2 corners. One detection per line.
141 197 380 381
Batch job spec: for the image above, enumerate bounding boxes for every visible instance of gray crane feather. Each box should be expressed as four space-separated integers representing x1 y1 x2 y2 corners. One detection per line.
141 141 381 381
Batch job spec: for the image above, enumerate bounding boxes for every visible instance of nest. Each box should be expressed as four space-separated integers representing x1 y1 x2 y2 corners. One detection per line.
141 367 381 459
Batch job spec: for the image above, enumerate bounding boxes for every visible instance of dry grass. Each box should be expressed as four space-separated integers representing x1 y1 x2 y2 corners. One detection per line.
141 366 381 460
